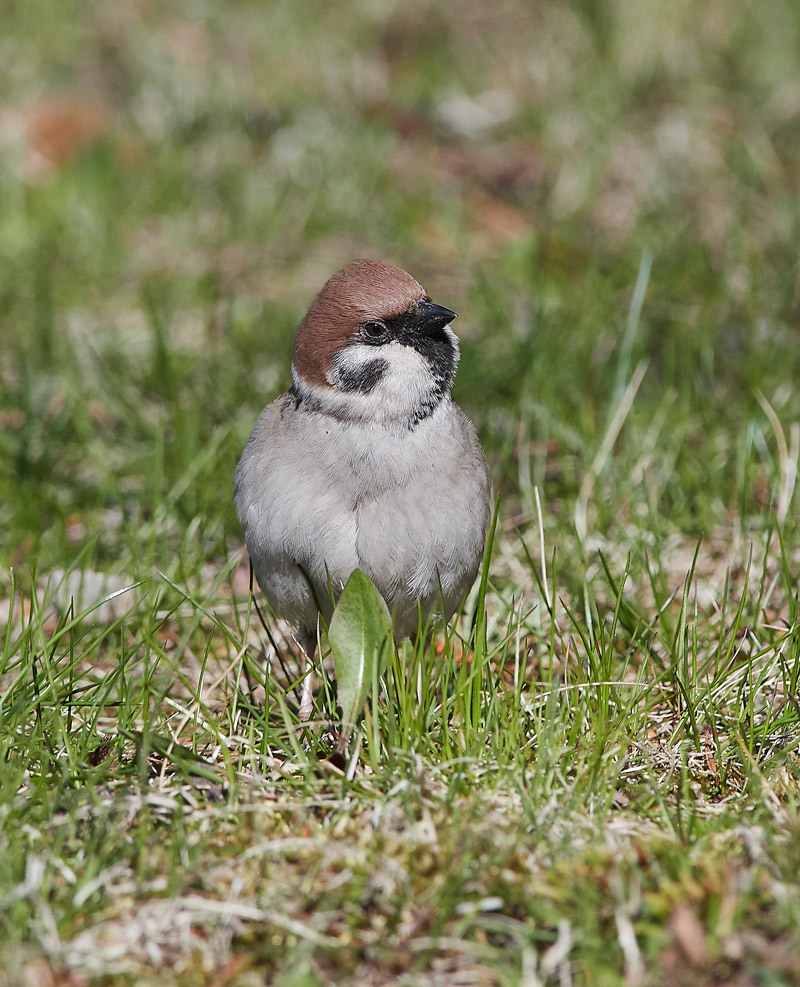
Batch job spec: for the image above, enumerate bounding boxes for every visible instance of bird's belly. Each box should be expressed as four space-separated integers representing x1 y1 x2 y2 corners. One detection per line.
355 472 486 637
238 399 488 637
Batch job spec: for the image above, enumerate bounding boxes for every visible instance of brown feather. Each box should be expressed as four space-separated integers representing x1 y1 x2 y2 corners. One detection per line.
293 260 426 386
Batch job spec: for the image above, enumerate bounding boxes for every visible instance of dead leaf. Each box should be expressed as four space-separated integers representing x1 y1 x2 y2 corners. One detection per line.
467 189 533 246
23 959 55 987
1 97 112 180
670 904 709 965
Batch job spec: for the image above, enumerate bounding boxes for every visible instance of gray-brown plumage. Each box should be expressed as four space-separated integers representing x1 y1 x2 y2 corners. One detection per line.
234 260 491 717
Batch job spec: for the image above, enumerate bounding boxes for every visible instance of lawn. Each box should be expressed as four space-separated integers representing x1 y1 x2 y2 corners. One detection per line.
2 1 800 984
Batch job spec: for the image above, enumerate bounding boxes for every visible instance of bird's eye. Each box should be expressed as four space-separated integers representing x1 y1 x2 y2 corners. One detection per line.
362 320 388 339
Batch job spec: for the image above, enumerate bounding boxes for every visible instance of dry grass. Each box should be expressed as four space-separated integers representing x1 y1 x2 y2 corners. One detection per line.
3 0 800 984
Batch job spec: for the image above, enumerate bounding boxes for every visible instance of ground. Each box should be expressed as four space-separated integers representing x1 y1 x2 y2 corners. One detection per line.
2 1 800 984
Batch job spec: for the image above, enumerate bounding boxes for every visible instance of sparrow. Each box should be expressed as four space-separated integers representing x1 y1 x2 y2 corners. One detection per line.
234 259 491 718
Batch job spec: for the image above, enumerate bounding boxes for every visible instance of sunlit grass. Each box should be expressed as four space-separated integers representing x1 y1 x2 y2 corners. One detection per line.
2 0 800 983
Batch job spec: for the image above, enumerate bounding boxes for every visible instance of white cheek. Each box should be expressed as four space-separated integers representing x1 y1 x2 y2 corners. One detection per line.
326 343 381 387
294 333 457 425
329 341 429 383
327 341 433 416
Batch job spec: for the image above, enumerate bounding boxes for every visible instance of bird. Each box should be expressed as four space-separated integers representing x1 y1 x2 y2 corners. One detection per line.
234 259 492 719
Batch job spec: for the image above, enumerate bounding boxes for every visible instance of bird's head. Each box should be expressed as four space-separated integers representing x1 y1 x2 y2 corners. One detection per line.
291 259 459 426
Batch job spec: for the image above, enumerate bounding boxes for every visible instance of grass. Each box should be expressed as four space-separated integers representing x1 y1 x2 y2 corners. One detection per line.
2 0 800 983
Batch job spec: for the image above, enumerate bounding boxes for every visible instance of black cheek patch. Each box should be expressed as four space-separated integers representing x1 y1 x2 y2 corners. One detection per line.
335 357 389 393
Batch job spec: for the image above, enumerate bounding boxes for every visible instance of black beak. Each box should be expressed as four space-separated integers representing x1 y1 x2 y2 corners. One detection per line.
414 300 458 334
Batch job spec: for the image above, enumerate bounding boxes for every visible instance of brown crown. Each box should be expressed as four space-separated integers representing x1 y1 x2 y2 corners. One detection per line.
292 259 427 387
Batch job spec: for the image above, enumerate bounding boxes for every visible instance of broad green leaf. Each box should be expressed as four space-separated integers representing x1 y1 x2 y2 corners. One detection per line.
328 569 393 740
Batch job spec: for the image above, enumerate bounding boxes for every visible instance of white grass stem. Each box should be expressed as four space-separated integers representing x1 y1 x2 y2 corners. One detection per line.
534 484 551 610
575 359 648 541
615 248 652 401
755 390 798 525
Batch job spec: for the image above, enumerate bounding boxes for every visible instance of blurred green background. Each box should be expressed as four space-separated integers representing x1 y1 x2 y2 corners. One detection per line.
3 3 800 983
2 0 799 579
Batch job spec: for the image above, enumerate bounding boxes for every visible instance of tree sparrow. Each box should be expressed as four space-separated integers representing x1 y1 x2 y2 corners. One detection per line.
234 259 491 717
